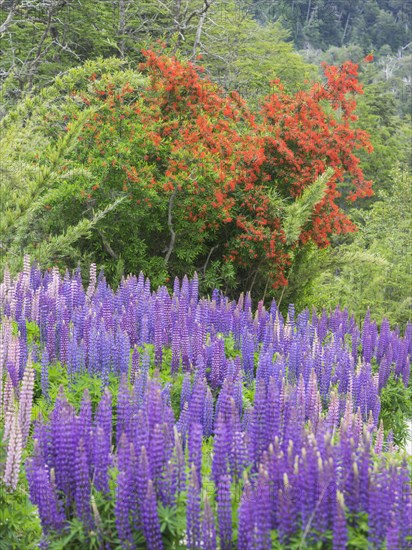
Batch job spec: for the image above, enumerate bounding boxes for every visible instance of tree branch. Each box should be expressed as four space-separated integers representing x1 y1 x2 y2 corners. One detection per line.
165 189 177 265
97 229 118 260
202 244 218 274
0 0 22 35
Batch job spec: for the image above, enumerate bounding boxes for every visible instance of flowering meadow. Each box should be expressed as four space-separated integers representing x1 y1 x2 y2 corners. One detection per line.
0 258 411 549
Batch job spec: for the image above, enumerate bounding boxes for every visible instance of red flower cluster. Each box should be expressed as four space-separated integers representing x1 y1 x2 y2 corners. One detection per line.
75 50 373 288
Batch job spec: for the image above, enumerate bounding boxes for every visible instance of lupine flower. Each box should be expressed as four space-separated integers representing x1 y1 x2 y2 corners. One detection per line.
217 473 232 550
18 355 35 446
333 491 348 550
201 494 216 550
74 438 92 528
141 480 163 549
3 411 22 490
187 465 201 549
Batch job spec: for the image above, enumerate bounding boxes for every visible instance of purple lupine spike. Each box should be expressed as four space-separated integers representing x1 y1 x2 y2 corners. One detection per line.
188 422 203 485
254 466 272 549
95 387 112 442
402 356 410 387
130 346 140 386
116 374 131 446
17 332 28 380
41 348 50 400
278 472 295 545
189 378 206 425
60 319 69 365
230 425 248 482
202 386 214 438
78 389 93 466
326 390 340 433
176 400 190 448
333 491 347 550
398 461 412 545
241 330 255 382
149 422 167 488
115 445 136 550
378 352 391 391
26 445 65 533
201 494 216 550
93 426 111 494
212 413 229 485
136 445 150 506
141 480 163 550
190 272 199 305
187 465 202 549
368 468 390 547
170 427 186 497
180 374 192 411
74 438 92 528
237 476 254 550
50 392 79 501
154 304 163 367
217 473 232 550
180 320 191 370
171 327 180 374
386 519 400 550
115 471 132 546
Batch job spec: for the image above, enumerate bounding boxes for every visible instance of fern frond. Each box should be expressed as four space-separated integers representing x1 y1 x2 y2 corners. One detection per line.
282 167 334 245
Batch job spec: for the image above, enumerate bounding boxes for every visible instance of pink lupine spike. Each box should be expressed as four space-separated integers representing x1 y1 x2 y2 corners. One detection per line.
18 355 35 446
3 373 15 440
374 420 384 454
3 411 23 490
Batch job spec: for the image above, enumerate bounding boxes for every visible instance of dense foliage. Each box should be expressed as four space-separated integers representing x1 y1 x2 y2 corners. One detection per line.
0 262 411 548
1 51 374 296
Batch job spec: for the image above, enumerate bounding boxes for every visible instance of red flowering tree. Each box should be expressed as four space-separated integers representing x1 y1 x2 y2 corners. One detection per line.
37 51 373 293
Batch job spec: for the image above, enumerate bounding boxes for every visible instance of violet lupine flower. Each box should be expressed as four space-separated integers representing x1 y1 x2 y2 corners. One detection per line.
136 445 150 506
212 413 229 485
254 466 272 549
201 494 216 550
217 473 232 550
170 428 186 497
141 480 163 550
202 386 214 438
180 374 192 411
188 378 206 425
26 456 65 533
368 468 391 547
41 348 50 400
237 476 254 550
78 389 93 469
188 422 203 485
187 465 202 549
93 426 111 494
150 422 167 488
116 374 132 446
74 438 92 528
130 346 140 386
332 491 347 550
277 473 295 546
115 468 134 548
50 393 78 501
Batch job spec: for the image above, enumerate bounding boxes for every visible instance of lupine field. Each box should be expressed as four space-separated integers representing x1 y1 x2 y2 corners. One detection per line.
0 258 411 549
